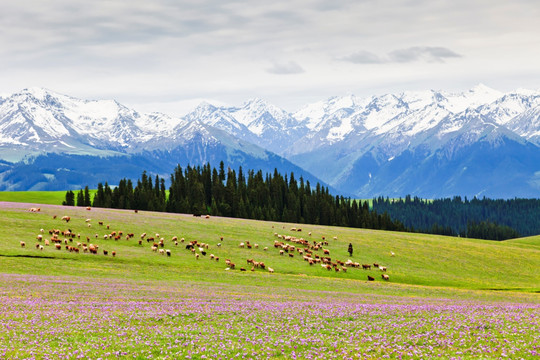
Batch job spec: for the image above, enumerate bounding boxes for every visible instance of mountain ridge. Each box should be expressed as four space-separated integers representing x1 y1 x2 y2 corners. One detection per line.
1 86 540 198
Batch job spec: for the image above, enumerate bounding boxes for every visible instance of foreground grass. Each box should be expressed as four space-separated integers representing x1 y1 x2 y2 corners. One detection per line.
0 273 538 359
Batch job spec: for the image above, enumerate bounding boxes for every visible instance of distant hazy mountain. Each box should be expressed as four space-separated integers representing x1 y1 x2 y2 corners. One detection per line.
1 85 540 198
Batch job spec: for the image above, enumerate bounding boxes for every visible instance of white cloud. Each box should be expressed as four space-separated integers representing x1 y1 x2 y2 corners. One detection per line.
388 47 462 63
0 0 538 112
339 47 462 64
266 61 305 74
338 50 383 64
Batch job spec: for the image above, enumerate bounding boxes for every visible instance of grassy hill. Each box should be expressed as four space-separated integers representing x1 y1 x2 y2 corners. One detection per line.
1 199 539 296
1 197 539 359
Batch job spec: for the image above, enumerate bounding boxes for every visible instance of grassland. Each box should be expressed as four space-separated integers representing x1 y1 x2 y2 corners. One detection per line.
0 195 538 359
1 200 539 294
0 190 96 205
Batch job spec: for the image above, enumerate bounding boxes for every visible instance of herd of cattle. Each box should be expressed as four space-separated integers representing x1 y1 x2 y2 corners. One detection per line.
23 207 392 281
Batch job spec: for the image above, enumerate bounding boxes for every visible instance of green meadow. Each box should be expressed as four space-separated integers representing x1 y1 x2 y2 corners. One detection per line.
0 190 69 205
1 192 539 359
0 192 538 298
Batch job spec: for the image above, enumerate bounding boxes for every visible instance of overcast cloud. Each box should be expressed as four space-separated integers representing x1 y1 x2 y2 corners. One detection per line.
267 61 305 74
340 47 462 64
1 0 539 115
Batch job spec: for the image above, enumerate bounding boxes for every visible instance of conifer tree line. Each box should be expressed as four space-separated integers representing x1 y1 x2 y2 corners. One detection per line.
63 162 534 240
64 161 405 232
371 196 537 240
63 186 91 207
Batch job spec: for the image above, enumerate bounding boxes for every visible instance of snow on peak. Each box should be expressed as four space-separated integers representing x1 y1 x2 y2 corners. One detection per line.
242 97 290 116
185 102 213 119
0 88 184 148
469 83 499 94
513 88 540 96
432 84 501 114
19 87 53 100
294 94 365 130
465 83 503 104
399 90 448 110
243 97 269 108
184 102 222 122
231 97 295 134
197 100 217 110
327 94 360 109
183 101 249 136
3 84 540 160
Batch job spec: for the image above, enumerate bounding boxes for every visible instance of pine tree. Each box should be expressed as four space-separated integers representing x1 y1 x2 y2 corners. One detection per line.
76 190 84 206
93 183 104 207
63 190 75 206
84 186 91 206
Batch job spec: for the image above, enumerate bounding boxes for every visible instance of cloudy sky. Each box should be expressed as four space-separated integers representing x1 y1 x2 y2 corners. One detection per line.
1 0 539 115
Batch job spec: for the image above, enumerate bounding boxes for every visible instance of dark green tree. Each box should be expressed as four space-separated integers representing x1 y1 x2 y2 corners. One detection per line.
76 190 84 206
63 190 75 206
84 186 91 206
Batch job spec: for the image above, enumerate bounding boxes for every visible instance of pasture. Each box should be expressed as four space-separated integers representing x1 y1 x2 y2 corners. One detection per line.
0 200 539 359
0 191 70 205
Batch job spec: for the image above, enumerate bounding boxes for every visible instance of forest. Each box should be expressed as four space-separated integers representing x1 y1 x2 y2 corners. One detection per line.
63 162 536 240
371 196 540 240
63 162 405 232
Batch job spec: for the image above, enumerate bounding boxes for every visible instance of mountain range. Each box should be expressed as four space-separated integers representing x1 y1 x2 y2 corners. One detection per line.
1 85 539 198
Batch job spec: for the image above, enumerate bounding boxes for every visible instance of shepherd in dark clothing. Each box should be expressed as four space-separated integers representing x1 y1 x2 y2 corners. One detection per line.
348 243 353 256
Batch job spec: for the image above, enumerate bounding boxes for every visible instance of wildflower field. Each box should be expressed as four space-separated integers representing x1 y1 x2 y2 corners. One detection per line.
0 200 539 359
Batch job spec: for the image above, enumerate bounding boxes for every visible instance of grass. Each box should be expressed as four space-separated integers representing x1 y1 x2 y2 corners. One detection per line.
0 190 70 205
0 197 539 359
1 273 537 359
0 200 539 296
0 190 97 205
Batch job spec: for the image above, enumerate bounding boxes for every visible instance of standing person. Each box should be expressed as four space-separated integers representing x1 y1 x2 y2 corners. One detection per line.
348 243 353 256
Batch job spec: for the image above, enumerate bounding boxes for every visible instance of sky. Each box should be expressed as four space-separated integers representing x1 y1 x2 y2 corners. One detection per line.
1 0 539 116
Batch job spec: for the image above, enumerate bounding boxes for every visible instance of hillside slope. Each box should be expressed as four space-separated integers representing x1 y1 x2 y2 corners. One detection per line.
1 202 538 292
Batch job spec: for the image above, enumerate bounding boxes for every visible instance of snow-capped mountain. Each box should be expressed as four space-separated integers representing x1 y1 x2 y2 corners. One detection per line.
286 85 507 156
0 87 188 161
1 85 540 197
186 98 309 154
229 98 309 153
0 88 326 191
506 105 540 145
282 85 540 198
